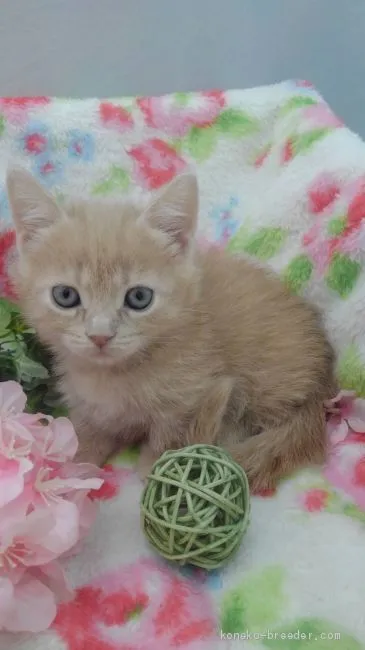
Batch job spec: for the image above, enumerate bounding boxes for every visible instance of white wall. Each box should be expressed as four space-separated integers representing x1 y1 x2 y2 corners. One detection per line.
1 0 365 135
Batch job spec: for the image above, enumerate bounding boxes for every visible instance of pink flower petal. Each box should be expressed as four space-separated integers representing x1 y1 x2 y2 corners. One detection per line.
0 455 33 507
37 500 81 558
46 417 79 462
0 578 13 627
4 574 57 632
328 419 349 445
0 381 27 415
29 562 73 603
33 417 78 463
348 398 365 432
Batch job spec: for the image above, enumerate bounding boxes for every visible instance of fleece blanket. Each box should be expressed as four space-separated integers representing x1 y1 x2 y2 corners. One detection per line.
1 81 365 649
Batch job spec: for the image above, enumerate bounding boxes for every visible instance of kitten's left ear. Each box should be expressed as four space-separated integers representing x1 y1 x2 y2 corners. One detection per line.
142 173 198 253
6 167 62 250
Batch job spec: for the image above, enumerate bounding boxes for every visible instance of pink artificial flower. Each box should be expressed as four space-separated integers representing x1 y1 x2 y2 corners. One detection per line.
0 380 104 633
0 507 59 571
0 379 27 414
32 416 79 464
324 443 365 510
325 390 365 444
0 382 35 508
0 562 72 633
128 138 187 190
323 393 365 509
0 454 32 509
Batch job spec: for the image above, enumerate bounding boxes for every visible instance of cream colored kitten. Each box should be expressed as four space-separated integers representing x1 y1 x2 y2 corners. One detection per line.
7 168 336 492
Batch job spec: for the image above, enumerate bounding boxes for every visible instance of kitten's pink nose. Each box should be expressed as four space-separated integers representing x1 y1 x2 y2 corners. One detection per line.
89 334 113 349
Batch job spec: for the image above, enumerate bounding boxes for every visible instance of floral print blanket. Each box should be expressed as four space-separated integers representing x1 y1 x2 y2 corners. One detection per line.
1 81 365 649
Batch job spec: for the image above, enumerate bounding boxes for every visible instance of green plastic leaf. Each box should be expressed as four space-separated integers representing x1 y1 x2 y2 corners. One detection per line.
0 115 5 137
292 129 331 156
280 96 317 116
221 566 286 634
0 298 12 330
284 255 313 294
337 344 365 397
326 253 361 298
236 227 287 261
16 355 49 380
262 618 362 650
185 126 217 161
215 109 259 137
93 166 130 196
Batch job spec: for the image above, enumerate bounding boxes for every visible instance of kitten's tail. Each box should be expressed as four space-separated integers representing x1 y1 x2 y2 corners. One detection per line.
225 399 327 493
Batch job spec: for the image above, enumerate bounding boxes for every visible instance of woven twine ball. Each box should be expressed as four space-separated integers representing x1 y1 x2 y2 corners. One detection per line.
140 444 250 570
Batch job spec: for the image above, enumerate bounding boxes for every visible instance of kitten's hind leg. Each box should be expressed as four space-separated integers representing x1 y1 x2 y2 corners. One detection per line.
226 399 327 493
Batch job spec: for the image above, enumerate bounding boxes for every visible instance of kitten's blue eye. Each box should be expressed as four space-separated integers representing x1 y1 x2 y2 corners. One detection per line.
125 286 154 311
52 285 81 309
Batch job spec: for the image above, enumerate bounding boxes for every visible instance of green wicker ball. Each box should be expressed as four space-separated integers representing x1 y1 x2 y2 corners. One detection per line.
140 444 250 570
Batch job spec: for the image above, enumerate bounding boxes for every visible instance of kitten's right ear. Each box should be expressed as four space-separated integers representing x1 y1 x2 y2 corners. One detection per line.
6 167 62 250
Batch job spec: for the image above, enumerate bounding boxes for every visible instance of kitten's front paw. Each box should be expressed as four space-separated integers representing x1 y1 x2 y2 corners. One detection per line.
73 437 114 468
73 447 104 467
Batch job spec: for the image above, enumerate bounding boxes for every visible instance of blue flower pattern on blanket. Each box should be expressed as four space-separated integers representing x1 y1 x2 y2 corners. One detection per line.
209 196 240 245
68 129 95 162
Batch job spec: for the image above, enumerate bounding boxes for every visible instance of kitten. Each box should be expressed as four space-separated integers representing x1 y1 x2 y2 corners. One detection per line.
7 168 336 491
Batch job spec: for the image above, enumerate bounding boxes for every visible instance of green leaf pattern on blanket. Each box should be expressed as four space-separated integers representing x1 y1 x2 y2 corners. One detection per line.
337 344 365 397
227 227 287 260
215 108 259 137
327 215 347 236
174 92 190 106
262 619 363 649
186 126 217 162
326 253 361 297
292 129 331 156
284 255 313 293
220 567 362 648
220 566 286 634
92 166 130 195
182 108 259 161
279 96 318 116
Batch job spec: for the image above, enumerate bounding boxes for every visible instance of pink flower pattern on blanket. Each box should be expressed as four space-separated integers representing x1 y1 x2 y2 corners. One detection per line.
53 558 217 649
137 91 225 137
128 138 187 190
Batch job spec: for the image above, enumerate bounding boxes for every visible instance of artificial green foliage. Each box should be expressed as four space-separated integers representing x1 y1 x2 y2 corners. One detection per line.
0 297 64 415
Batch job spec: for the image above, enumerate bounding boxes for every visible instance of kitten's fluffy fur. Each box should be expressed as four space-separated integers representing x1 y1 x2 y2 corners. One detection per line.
7 168 336 491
